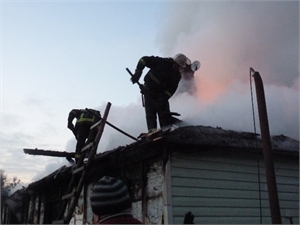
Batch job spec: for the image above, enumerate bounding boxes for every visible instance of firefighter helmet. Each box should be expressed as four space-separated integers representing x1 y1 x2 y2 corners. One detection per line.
173 53 191 68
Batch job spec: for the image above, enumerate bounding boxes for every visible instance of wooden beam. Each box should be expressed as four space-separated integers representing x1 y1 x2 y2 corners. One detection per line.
23 148 75 158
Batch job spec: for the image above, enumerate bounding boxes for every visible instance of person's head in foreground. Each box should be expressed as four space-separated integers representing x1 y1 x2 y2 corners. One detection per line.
90 176 143 224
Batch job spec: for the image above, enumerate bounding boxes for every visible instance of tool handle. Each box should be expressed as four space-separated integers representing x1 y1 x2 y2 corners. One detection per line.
126 68 143 87
126 68 145 107
250 67 256 73
126 67 134 76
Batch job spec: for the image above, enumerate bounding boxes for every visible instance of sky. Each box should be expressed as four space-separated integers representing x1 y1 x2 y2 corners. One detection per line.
1 0 299 186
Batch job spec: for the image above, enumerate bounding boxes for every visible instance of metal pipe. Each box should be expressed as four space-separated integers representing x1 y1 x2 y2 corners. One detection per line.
252 69 282 224
105 121 138 141
85 108 138 141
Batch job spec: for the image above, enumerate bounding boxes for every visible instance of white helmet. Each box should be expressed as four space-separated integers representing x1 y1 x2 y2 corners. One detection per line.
173 53 191 68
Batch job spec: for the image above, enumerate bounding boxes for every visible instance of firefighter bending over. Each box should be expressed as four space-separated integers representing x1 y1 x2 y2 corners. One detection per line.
130 53 200 133
67 109 101 162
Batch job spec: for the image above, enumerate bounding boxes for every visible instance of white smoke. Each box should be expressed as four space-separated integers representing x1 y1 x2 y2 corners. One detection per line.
32 158 71 181
155 1 299 140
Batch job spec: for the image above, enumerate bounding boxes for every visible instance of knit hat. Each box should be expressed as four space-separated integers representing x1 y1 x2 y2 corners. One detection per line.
90 176 132 216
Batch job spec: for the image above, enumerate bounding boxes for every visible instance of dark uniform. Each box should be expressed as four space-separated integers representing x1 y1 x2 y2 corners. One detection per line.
131 56 183 132
67 109 101 161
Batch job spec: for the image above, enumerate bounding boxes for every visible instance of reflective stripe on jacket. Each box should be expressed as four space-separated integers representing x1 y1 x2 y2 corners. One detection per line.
76 111 95 124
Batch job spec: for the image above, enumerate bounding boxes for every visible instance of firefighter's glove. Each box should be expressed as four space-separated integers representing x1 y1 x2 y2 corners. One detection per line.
67 122 74 131
139 84 149 95
183 211 194 224
131 69 142 84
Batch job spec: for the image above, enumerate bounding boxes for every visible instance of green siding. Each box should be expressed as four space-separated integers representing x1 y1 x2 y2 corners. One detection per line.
170 151 299 224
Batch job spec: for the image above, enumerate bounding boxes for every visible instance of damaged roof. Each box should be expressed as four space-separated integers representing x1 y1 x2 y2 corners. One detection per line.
26 125 299 190
166 125 299 153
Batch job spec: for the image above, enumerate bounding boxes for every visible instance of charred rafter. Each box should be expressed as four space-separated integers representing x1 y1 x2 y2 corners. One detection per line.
23 148 75 158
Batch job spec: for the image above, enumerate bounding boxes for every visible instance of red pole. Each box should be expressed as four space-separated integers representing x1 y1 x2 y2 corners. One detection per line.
252 70 282 224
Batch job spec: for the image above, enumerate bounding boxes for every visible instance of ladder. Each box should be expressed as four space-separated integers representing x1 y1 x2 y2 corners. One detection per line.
55 102 112 224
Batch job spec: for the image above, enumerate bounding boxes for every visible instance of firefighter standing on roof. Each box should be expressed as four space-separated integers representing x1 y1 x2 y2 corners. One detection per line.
67 109 101 162
131 54 200 133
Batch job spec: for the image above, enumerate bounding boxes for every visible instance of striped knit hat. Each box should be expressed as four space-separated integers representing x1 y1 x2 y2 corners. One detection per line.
90 176 132 216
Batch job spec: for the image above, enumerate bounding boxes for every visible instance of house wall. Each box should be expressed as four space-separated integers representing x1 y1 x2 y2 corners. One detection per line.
67 159 166 224
169 150 299 224
145 160 165 224
23 144 298 224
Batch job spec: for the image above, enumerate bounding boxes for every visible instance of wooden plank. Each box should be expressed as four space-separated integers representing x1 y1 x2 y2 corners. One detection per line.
173 196 260 208
90 120 101 130
23 149 75 158
81 142 93 152
275 175 299 186
277 191 299 201
264 199 299 209
172 177 260 191
172 186 260 199
72 166 85 175
172 197 299 209
171 167 260 183
172 157 259 174
277 183 299 193
61 191 75 200
273 168 299 178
